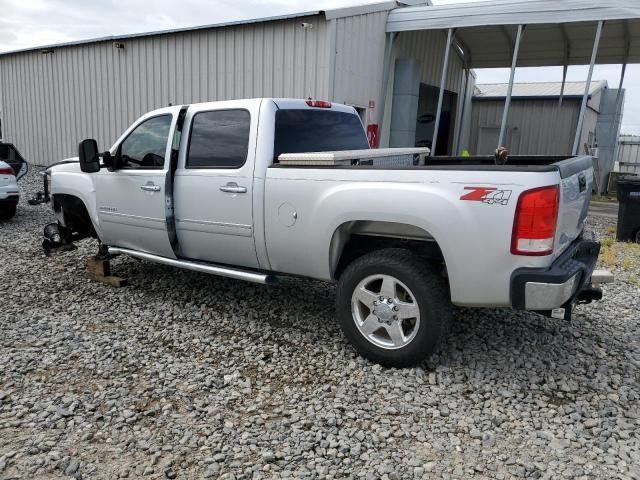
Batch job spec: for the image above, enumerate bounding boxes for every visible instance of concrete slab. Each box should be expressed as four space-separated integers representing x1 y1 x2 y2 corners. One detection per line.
589 201 618 219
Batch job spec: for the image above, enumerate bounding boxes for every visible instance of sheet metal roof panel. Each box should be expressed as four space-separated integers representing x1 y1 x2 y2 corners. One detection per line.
387 0 640 31
0 1 399 57
475 81 608 98
387 0 640 68
0 10 324 57
455 20 640 67
324 1 398 20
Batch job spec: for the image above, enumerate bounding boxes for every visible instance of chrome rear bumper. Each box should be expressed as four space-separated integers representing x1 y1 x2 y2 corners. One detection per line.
511 230 603 317
524 274 580 310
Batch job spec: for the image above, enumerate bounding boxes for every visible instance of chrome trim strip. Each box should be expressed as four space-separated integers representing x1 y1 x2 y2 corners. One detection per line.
99 210 166 223
176 218 252 230
108 247 277 285
175 218 253 236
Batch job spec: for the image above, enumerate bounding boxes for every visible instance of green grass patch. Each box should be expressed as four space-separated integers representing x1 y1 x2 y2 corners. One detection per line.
591 193 618 203
598 240 640 273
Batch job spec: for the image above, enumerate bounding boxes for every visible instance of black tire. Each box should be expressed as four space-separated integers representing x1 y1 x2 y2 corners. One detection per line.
0 204 17 220
336 248 451 368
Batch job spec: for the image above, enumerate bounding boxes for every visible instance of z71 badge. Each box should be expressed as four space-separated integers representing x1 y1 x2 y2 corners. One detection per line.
460 187 512 206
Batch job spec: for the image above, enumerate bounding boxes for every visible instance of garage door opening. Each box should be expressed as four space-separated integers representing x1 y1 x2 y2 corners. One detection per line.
415 84 457 156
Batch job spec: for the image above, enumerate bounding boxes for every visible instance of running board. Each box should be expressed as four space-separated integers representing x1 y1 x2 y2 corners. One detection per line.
108 247 278 285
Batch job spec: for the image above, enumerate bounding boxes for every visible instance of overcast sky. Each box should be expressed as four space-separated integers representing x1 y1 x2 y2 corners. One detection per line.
0 0 638 134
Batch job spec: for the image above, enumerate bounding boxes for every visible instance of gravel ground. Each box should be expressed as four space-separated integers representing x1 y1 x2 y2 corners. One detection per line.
1 170 639 480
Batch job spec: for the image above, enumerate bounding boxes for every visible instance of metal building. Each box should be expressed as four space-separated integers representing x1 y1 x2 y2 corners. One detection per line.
384 0 640 169
470 81 623 155
0 0 472 166
470 81 625 190
2 0 639 168
617 135 640 175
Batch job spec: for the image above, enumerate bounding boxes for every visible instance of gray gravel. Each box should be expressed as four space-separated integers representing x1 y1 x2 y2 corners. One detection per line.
1 169 639 479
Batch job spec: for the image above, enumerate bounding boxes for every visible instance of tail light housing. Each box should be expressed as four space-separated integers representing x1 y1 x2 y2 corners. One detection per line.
305 100 332 108
511 185 559 256
0 165 15 175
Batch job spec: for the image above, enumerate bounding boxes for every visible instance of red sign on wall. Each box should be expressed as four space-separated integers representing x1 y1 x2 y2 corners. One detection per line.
367 124 379 148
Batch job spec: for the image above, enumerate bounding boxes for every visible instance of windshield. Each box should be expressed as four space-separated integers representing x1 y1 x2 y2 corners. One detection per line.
274 109 368 162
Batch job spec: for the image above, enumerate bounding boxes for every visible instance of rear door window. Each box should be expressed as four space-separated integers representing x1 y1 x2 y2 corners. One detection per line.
187 109 251 169
274 110 369 161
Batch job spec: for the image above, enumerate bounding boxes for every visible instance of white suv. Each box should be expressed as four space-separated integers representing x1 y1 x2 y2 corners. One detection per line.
0 143 28 220
0 160 19 219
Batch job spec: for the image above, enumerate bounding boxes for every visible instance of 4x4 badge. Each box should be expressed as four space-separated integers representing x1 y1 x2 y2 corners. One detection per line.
460 187 512 206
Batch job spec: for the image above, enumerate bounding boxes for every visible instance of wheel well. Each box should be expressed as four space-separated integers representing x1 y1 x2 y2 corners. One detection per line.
331 221 446 280
53 194 95 239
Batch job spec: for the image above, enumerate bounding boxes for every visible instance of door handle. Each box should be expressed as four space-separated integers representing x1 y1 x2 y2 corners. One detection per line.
140 184 161 192
220 182 247 194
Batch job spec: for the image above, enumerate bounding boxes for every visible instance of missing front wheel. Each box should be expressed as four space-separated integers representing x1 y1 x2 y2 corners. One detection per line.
42 222 76 256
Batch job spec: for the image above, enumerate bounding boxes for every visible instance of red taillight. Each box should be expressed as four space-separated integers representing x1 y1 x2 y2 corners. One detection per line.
305 100 332 108
511 185 559 256
0 166 14 175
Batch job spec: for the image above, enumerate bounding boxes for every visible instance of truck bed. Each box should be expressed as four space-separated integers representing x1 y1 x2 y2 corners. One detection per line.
273 154 589 177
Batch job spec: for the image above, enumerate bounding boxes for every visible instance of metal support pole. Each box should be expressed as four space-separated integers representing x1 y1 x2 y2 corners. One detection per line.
558 64 568 108
616 21 630 107
606 61 628 163
431 28 455 156
377 32 397 147
453 68 470 155
572 20 604 156
497 24 524 149
617 62 627 105
553 64 569 153
558 24 570 110
605 20 630 157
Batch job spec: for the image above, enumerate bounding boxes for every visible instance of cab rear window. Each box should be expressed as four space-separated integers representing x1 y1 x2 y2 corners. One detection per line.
274 110 368 162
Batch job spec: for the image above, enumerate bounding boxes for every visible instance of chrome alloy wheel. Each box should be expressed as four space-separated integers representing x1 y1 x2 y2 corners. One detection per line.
350 274 421 350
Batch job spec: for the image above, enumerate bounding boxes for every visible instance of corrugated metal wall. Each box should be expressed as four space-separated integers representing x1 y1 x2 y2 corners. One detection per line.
468 98 603 155
377 30 469 148
332 11 389 114
618 136 640 175
0 7 471 164
395 30 464 94
0 14 330 166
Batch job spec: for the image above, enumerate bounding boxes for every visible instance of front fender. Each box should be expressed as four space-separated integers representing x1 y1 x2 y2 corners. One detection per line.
49 160 102 238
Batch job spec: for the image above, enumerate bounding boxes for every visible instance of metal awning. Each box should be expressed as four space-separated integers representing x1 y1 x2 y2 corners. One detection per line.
382 0 640 156
387 0 640 68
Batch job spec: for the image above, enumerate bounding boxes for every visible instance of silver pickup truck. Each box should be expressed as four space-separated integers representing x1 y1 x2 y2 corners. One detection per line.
44 98 603 367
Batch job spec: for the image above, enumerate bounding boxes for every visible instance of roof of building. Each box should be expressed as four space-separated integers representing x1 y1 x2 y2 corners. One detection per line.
0 0 416 57
474 81 609 99
387 0 640 68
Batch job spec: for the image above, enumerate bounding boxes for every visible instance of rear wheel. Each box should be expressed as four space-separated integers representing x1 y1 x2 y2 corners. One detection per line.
0 204 17 220
336 248 451 368
634 229 640 244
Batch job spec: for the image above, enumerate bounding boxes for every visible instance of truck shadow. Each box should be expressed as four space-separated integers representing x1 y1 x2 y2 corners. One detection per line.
110 256 626 391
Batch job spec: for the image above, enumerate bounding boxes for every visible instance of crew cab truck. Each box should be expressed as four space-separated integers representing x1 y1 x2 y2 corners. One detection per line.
44 98 603 367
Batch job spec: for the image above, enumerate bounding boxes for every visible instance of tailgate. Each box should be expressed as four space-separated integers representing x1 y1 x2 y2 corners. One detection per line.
0 143 28 181
0 171 11 188
554 156 593 256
